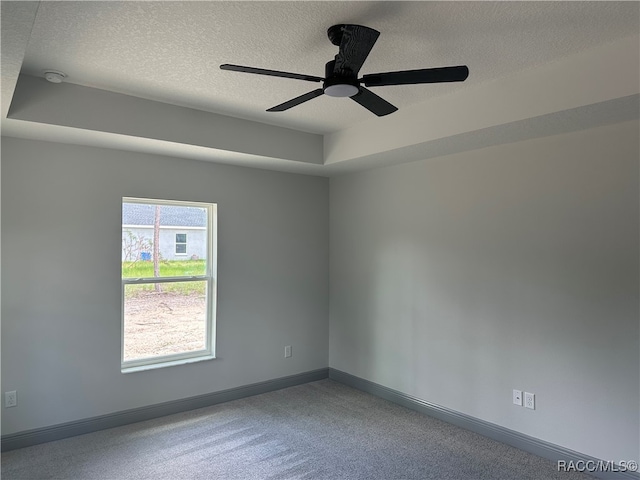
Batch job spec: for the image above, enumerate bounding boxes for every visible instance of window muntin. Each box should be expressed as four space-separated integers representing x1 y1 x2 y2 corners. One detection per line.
121 198 216 371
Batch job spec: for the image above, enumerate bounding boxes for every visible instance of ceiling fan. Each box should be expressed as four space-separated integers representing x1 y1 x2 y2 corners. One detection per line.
221 24 469 117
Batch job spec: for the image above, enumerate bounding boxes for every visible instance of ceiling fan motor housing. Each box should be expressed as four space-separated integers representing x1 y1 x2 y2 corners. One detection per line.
323 60 359 97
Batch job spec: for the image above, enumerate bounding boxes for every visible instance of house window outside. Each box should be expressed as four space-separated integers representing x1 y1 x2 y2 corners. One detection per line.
121 198 217 372
175 233 187 254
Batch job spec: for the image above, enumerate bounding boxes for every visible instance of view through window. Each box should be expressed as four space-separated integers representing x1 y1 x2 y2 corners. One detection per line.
121 198 217 370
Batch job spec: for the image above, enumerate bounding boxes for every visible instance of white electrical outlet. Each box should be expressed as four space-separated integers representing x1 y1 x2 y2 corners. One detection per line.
284 345 292 358
524 392 535 410
513 389 522 406
5 391 17 408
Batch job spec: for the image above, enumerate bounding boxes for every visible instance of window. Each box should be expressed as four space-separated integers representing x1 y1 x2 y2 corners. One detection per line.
121 197 217 372
175 233 187 255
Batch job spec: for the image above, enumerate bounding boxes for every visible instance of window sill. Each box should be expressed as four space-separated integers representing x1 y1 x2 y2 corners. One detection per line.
121 354 216 374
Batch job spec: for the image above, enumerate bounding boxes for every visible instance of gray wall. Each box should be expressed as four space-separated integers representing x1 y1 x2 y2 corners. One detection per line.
2 120 638 463
1 137 329 435
329 120 639 462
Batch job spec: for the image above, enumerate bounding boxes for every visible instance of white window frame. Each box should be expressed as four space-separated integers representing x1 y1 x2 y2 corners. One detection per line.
175 233 188 255
121 197 217 373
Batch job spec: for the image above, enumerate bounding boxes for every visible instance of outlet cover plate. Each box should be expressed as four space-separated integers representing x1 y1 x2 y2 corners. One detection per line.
524 391 535 410
4 391 17 408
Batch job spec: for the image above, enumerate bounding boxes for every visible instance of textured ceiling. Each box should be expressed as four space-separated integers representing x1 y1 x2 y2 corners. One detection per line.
2 1 638 176
19 1 640 134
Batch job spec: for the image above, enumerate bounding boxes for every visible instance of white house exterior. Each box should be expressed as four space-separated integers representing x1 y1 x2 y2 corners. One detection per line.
122 203 207 261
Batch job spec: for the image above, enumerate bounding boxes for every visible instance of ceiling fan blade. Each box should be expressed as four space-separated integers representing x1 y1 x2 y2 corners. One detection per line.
220 64 324 83
334 25 380 77
351 87 397 117
267 88 325 112
362 65 469 87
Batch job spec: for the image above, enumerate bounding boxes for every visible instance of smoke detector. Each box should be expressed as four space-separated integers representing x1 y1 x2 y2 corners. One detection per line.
43 70 66 83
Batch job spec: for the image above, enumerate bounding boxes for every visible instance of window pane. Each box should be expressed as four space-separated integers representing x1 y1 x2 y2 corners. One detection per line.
122 202 207 277
123 281 207 362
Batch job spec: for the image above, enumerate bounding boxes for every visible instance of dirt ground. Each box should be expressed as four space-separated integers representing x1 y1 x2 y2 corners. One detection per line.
123 292 207 361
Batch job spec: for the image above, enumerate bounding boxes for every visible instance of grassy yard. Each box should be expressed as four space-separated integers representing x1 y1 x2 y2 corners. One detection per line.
123 259 206 277
123 260 207 296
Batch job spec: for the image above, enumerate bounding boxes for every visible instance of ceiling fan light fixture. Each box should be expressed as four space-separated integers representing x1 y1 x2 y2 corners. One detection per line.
324 83 359 98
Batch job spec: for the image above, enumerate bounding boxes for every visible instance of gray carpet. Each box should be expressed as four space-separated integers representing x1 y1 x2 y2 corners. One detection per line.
1 379 593 480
